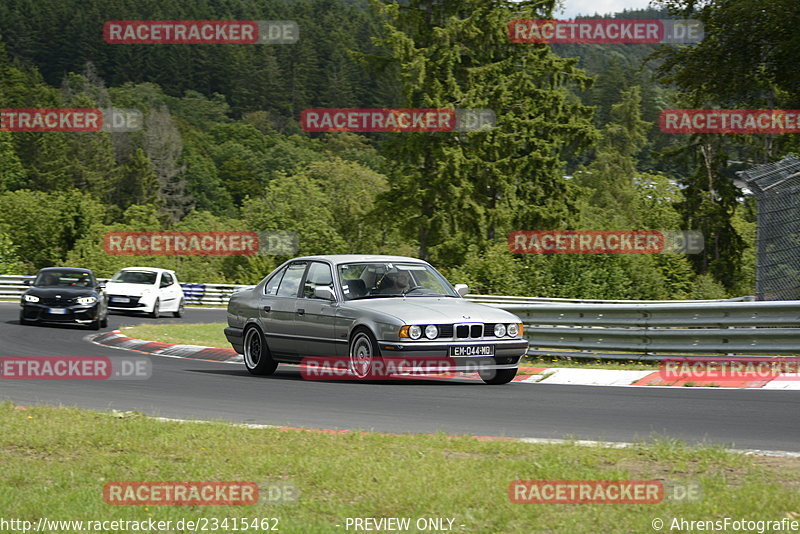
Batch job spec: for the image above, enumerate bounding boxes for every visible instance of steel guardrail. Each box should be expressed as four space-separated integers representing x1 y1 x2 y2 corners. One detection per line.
2 274 788 360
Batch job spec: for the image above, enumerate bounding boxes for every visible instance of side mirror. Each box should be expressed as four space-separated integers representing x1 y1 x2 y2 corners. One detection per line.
454 284 469 297
98 281 106 289
23 279 31 286
314 286 336 301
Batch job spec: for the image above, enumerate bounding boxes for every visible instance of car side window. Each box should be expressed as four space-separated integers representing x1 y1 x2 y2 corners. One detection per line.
276 262 307 298
264 266 287 296
160 273 171 288
302 262 333 299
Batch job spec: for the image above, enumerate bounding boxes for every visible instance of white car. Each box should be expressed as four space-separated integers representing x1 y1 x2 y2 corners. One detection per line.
106 267 185 318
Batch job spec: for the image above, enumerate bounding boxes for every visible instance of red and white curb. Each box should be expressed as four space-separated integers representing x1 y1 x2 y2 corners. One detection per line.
90 330 800 389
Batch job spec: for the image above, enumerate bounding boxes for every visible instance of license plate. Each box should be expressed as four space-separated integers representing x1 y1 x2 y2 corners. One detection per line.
111 297 130 303
450 345 495 357
48 308 68 314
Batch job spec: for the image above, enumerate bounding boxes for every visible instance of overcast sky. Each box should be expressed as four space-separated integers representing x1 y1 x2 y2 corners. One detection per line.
556 0 657 18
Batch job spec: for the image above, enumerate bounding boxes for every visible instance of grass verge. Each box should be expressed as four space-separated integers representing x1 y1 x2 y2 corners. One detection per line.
122 322 229 348
122 324 661 370
1 403 799 533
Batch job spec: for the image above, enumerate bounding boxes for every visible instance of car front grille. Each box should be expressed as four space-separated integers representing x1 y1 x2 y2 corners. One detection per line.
455 324 485 339
107 295 142 308
40 297 76 306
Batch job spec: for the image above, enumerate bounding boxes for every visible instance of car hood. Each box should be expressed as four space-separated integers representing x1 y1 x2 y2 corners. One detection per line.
344 297 521 324
26 287 98 298
105 283 153 296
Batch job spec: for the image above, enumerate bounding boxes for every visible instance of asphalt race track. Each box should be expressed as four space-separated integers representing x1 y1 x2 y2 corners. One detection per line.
1 301 798 452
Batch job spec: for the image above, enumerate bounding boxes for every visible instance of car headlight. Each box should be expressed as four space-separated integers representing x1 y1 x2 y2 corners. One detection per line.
507 323 520 337
424 324 438 339
408 325 422 340
23 294 40 303
76 296 97 305
494 323 506 337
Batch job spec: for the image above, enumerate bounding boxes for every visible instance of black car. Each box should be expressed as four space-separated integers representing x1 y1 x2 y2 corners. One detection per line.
19 267 109 330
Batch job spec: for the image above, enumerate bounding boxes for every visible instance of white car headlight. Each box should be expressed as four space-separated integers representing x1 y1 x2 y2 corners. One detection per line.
424 324 438 339
76 296 97 306
409 325 422 340
23 294 40 303
507 323 519 337
494 323 506 337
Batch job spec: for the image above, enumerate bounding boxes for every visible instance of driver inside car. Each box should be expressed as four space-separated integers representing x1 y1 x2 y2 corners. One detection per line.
378 271 411 293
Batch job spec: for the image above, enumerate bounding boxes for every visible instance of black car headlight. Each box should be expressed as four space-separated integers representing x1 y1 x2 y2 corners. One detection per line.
23 294 40 303
76 296 97 306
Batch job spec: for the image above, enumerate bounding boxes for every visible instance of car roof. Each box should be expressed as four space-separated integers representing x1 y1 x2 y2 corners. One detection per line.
116 267 175 273
289 255 430 266
39 267 93 274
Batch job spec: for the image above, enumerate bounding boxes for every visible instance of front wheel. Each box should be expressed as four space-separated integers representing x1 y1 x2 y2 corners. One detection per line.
173 299 185 318
149 299 160 319
348 328 383 379
19 312 29 326
243 326 278 376
479 368 517 385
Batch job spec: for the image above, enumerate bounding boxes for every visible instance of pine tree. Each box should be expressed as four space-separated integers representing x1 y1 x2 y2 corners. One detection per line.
367 0 596 264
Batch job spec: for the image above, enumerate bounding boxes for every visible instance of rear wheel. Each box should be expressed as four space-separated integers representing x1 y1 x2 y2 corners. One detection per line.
243 326 278 375
173 299 185 318
479 368 517 385
149 299 160 319
348 328 383 379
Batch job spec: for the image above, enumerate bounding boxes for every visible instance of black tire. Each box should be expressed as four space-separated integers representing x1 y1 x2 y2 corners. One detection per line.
149 299 160 319
100 314 108 328
19 312 29 326
479 368 518 385
243 326 278 375
89 316 101 330
173 299 185 318
348 328 384 379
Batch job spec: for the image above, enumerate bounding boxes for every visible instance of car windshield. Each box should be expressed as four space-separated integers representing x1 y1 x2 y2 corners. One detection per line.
34 270 93 288
109 271 157 285
338 262 458 300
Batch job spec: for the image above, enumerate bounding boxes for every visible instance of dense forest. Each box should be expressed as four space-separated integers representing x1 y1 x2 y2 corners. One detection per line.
0 0 796 299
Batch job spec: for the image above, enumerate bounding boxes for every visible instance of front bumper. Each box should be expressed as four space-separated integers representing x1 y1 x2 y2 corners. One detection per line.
20 303 101 325
107 294 153 312
378 338 528 371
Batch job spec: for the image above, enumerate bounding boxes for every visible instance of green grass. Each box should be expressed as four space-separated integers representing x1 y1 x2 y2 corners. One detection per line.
1 403 798 533
123 324 661 370
122 323 229 348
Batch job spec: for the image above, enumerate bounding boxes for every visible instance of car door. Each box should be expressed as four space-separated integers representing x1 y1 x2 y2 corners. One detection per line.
261 261 307 360
158 272 180 311
293 261 340 358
